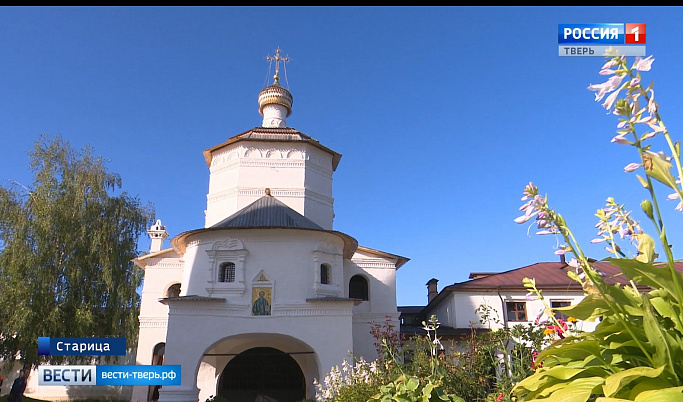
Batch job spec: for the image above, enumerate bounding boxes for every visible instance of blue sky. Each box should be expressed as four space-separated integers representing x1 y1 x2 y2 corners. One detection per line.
2 6 682 307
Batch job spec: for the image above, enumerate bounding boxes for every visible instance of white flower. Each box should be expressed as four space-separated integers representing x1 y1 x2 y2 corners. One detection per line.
624 163 641 172
632 55 654 71
588 74 625 101
611 133 631 144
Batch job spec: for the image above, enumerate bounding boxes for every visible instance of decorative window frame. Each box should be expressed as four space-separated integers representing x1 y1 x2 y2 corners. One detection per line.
312 241 342 297
206 238 248 296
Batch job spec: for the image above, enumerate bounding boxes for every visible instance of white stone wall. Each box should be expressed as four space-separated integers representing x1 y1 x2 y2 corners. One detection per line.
430 290 597 332
204 142 335 229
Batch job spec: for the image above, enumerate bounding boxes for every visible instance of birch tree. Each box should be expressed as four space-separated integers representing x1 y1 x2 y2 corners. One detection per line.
0 135 154 368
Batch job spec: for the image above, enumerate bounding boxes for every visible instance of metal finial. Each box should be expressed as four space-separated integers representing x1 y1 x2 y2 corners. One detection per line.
266 48 290 85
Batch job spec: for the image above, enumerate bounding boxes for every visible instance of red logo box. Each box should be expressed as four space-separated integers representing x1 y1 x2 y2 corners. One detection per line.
625 23 646 44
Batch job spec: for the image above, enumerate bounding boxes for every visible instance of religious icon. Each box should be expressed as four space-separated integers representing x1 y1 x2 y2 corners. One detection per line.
252 288 272 316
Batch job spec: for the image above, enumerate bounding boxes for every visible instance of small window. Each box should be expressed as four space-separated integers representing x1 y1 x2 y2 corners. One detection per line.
552 301 572 321
220 262 236 283
320 263 330 285
349 275 369 301
167 283 181 298
506 301 527 322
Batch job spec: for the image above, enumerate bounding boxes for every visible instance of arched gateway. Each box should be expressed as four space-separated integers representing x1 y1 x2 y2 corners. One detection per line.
218 347 305 402
194 333 321 402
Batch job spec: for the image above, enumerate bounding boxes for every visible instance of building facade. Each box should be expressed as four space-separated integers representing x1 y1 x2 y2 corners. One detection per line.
132 51 408 402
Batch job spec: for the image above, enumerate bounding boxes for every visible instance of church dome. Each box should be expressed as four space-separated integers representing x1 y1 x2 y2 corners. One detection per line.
258 81 293 117
258 48 293 128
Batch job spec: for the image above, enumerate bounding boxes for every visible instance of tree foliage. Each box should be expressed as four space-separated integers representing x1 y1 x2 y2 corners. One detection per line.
0 135 154 368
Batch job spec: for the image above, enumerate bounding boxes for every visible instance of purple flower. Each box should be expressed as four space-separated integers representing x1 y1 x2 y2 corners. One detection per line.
600 57 621 70
602 90 620 110
611 134 631 145
554 247 568 255
624 163 641 172
514 213 533 224
632 55 654 72
588 75 624 101
641 131 656 141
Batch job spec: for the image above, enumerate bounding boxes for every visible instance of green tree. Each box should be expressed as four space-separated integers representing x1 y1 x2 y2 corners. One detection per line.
0 135 154 368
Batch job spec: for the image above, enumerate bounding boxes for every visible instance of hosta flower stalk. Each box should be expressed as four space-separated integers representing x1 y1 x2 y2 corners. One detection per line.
512 55 683 401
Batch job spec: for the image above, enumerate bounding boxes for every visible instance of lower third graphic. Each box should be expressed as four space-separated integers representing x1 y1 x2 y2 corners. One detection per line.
38 365 181 386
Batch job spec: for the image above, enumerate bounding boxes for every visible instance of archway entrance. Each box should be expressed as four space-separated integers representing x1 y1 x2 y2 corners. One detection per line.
218 347 306 402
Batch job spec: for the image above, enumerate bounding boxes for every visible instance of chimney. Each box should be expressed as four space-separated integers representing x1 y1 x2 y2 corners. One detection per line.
426 278 439 303
148 219 168 253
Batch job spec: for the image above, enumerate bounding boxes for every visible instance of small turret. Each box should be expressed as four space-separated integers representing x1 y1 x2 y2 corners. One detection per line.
148 219 168 253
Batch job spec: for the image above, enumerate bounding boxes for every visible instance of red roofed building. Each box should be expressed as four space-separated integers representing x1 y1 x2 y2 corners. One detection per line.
400 259 683 347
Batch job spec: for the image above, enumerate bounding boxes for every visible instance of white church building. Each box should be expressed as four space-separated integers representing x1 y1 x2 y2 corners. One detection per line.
131 50 409 402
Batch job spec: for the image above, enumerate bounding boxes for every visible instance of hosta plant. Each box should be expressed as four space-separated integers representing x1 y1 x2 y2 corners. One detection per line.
512 55 683 401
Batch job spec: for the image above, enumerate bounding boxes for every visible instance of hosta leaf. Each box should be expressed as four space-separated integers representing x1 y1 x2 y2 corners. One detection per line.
628 378 678 400
649 296 682 333
608 258 681 301
545 376 605 402
602 365 665 397
538 339 603 363
642 296 677 378
633 386 683 401
556 293 609 321
406 376 419 391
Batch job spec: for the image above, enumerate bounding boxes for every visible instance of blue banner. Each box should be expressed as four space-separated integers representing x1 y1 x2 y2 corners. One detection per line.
38 337 127 356
97 365 181 385
38 365 181 386
558 24 624 44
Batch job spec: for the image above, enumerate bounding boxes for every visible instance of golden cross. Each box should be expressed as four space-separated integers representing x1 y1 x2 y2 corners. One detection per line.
266 48 290 84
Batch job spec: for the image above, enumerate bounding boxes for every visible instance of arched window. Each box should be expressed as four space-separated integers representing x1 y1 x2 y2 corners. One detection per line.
166 283 181 298
320 263 331 285
220 262 236 283
349 275 368 301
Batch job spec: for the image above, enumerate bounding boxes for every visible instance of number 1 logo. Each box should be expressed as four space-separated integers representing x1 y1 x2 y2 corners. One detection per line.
625 23 646 44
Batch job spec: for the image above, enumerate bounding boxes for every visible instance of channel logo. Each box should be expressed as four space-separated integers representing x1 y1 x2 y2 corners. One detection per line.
558 23 646 57
625 23 646 44
559 23 646 44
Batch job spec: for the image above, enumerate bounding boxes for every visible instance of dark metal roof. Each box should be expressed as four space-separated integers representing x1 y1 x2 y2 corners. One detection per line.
398 306 424 314
211 195 324 230
202 127 342 170
171 195 360 259
159 295 225 304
